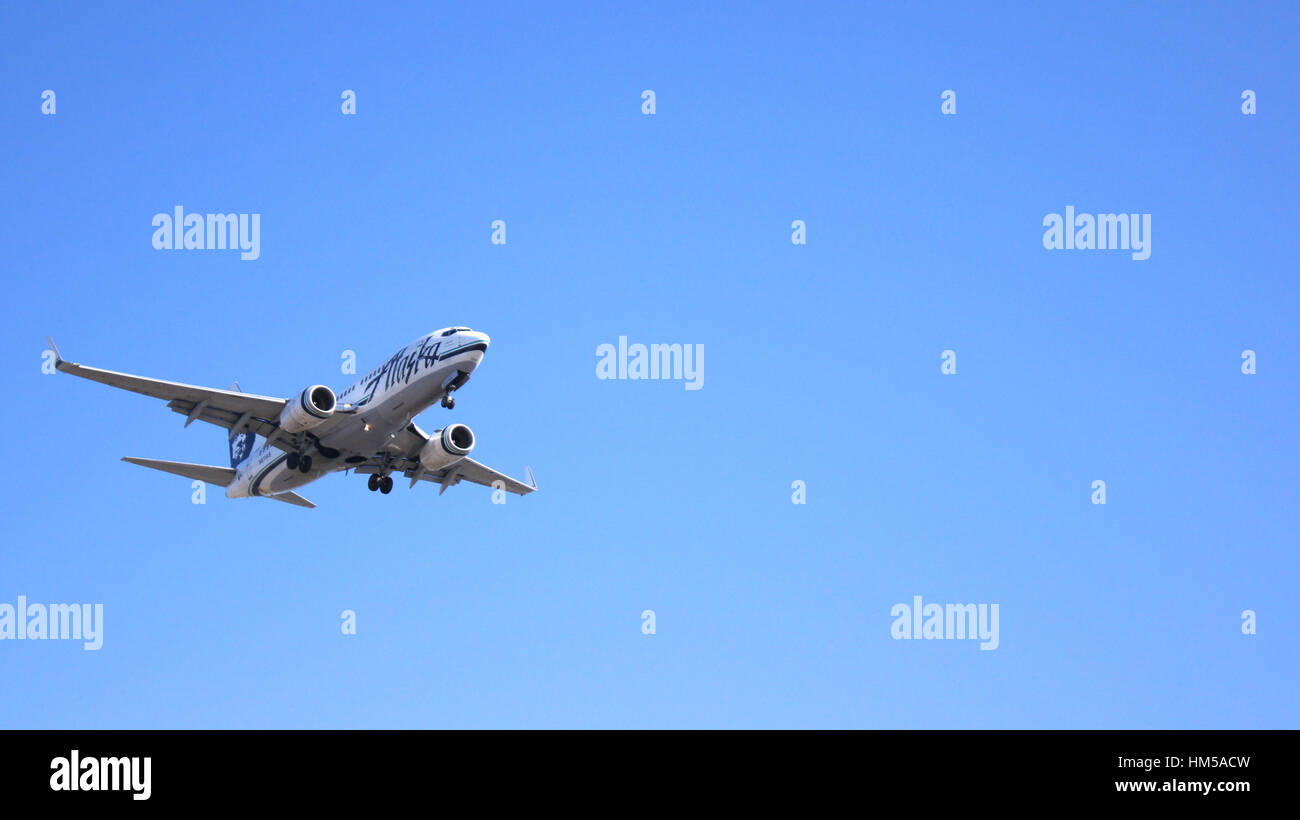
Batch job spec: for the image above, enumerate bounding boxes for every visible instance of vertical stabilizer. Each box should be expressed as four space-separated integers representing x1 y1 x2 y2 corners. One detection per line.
226 381 256 467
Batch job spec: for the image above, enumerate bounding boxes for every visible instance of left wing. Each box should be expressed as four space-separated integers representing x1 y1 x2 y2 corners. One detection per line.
355 458 537 495
352 424 536 496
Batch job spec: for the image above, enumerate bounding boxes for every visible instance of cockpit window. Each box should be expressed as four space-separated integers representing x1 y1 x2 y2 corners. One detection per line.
440 327 471 336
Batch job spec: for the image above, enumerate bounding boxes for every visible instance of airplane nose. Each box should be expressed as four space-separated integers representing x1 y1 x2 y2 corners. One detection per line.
460 331 489 370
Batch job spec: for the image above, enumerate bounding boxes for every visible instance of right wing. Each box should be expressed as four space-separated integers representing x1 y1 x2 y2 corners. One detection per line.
49 338 356 450
51 339 287 442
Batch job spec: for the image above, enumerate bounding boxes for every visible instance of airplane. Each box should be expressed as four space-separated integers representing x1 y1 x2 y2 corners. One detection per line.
47 328 537 509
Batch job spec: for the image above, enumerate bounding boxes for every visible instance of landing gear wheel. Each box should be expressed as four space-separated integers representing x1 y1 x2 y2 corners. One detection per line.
379 475 394 494
441 395 455 409
367 474 380 492
299 455 313 473
286 453 300 470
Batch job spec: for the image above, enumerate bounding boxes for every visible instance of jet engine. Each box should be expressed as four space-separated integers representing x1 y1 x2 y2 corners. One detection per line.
278 385 337 433
419 423 475 472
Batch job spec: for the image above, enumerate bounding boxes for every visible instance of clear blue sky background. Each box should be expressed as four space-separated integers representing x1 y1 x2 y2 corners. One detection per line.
2 1 1295 728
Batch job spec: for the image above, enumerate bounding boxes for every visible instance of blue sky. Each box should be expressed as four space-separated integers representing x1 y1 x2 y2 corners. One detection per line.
1 1 1296 727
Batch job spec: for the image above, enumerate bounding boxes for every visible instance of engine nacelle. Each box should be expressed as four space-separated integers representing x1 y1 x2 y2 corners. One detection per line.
278 385 337 433
419 423 475 472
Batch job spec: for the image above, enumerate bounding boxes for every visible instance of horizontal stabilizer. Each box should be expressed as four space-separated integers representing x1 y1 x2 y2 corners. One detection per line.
122 457 236 487
265 491 315 509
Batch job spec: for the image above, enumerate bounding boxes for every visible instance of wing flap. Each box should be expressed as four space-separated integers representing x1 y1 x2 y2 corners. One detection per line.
165 399 281 441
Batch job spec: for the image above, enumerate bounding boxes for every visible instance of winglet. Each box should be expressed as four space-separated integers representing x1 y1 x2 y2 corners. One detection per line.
525 466 537 490
46 336 63 364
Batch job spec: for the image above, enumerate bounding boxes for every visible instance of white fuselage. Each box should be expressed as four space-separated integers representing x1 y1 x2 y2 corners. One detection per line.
225 328 489 499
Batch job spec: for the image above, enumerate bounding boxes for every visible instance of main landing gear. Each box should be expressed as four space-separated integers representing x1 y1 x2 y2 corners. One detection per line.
440 395 455 409
285 437 337 474
367 473 393 494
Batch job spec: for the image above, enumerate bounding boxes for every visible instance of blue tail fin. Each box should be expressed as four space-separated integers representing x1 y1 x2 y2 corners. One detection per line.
230 430 256 467
226 381 256 467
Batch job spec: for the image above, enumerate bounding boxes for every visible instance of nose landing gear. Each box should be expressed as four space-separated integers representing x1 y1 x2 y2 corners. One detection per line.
441 370 471 409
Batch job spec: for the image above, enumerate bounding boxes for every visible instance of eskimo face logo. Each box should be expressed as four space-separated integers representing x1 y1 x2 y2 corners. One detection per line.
231 433 252 463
